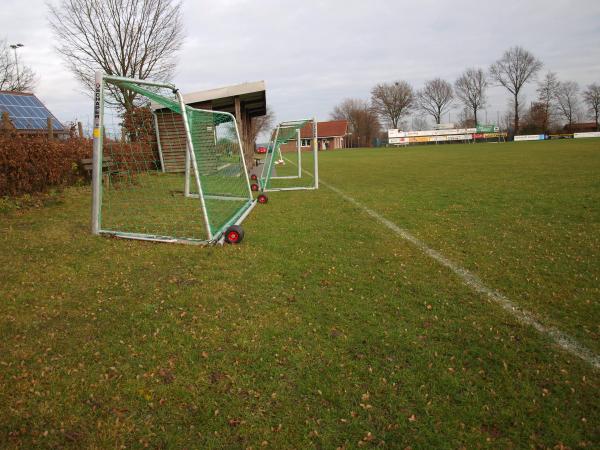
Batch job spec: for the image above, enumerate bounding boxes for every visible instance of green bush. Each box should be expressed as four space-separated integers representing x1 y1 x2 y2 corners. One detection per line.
0 132 92 197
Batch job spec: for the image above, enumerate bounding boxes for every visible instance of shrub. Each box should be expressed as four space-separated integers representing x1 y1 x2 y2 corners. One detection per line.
0 132 92 197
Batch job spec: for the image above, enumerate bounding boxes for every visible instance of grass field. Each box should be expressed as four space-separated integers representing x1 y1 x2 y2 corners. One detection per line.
0 139 598 448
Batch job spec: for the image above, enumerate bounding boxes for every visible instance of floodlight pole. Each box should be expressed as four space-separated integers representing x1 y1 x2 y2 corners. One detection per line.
9 43 23 88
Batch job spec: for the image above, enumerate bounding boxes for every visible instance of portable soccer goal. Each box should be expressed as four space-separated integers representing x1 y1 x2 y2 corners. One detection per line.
256 118 319 192
91 71 256 245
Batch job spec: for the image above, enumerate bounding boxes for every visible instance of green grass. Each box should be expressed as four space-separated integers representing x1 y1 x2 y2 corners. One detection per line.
0 139 598 448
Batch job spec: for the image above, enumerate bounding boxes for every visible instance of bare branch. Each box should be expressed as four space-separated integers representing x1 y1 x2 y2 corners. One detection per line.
489 46 543 134
582 83 600 130
0 39 37 92
370 81 414 129
555 80 580 128
535 71 559 132
417 78 453 124
247 107 274 147
454 68 487 125
331 98 380 147
47 0 184 111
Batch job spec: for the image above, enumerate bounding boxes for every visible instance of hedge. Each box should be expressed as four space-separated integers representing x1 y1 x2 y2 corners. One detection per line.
0 132 92 197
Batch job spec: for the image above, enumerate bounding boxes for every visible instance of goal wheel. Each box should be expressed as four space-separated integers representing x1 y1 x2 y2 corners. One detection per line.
257 194 268 204
251 183 259 192
250 174 258 180
224 225 244 244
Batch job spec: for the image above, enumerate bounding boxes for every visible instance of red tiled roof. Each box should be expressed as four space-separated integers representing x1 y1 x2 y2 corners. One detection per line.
300 120 348 138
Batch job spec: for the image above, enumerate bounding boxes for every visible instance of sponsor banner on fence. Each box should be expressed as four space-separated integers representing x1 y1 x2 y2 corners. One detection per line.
574 131 600 139
476 124 499 133
389 128 479 140
447 134 473 141
388 129 403 138
514 134 545 141
389 137 409 145
412 136 431 143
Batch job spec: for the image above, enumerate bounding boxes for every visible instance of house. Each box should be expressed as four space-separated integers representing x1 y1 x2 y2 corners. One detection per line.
564 122 598 133
280 120 348 151
0 91 67 136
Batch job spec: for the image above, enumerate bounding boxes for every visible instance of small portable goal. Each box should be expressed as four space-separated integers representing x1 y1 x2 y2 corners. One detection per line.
91 72 256 245
256 118 319 192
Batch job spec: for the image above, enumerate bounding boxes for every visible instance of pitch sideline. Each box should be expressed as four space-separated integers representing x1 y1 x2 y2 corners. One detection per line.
318 178 599 370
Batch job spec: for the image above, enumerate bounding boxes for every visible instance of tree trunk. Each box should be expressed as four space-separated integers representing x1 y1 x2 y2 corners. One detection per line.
474 108 478 125
513 95 520 135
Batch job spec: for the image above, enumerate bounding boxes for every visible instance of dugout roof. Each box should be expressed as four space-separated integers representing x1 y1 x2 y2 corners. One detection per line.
153 81 267 118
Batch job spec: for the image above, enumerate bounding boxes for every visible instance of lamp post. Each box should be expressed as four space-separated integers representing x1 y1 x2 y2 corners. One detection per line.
9 43 24 88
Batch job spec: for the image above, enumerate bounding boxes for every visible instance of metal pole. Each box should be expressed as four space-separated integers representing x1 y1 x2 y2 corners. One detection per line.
152 112 166 173
228 111 254 199
175 91 213 240
10 44 23 87
297 128 301 179
184 134 191 196
313 117 319 189
91 71 104 235
13 48 20 86
263 126 281 190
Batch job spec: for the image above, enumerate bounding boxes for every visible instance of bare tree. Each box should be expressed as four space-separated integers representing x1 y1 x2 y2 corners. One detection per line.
536 71 559 132
417 78 453 124
370 80 414 129
555 81 580 128
489 46 543 135
583 83 600 130
331 98 380 147
48 0 184 112
0 39 37 91
247 107 274 149
454 68 487 125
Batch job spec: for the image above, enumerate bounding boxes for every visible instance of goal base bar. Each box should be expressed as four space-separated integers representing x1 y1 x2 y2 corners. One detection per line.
262 187 317 192
100 199 258 245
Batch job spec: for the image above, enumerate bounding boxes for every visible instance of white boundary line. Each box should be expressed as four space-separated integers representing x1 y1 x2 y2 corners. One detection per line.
320 179 600 370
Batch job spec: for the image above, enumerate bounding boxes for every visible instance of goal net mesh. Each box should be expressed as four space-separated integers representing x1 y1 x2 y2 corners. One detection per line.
99 79 252 243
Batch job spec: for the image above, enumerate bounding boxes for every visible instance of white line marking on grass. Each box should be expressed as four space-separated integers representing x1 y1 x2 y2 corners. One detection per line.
320 179 600 370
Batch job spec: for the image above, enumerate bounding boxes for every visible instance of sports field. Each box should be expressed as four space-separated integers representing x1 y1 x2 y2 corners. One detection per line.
0 139 598 448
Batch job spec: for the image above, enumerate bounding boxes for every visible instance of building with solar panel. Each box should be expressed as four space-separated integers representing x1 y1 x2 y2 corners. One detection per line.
0 91 67 136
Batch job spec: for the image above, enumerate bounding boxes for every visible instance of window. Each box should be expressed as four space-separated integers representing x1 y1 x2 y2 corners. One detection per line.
301 138 311 147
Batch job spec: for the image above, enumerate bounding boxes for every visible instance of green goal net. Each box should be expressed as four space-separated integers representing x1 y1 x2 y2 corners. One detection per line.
258 119 319 191
91 73 255 244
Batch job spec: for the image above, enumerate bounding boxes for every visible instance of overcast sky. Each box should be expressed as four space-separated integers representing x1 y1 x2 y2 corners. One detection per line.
2 0 600 130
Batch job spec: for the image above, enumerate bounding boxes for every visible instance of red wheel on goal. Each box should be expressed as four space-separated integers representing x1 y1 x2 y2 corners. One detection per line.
224 225 244 244
250 174 258 180
251 183 259 191
257 194 268 204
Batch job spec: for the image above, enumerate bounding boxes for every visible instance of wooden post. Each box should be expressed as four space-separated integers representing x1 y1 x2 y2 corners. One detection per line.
47 117 54 139
234 95 252 169
234 96 243 133
77 121 84 138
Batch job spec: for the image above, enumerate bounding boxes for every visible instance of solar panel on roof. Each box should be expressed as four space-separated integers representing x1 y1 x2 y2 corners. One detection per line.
0 92 65 132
